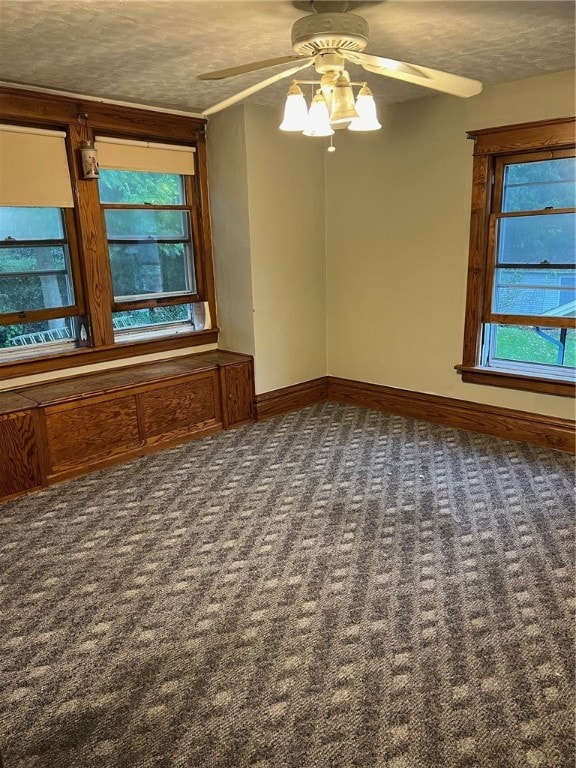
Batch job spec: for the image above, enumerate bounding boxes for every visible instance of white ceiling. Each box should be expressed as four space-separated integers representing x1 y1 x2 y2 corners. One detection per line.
0 1 574 117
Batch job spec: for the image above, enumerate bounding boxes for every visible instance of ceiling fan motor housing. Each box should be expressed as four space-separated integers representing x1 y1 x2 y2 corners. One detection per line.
291 12 369 55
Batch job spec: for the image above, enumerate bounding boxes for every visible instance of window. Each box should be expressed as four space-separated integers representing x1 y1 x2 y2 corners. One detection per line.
96 136 204 342
459 118 575 397
99 169 198 340
0 207 86 356
0 90 216 380
0 125 87 358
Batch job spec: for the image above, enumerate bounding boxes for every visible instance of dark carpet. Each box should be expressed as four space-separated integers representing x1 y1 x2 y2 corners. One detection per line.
0 401 574 768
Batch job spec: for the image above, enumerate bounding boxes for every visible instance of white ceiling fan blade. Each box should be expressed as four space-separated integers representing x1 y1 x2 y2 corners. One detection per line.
341 51 482 98
202 59 314 117
197 56 305 80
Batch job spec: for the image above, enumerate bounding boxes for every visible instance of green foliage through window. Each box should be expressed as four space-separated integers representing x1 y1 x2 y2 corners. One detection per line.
0 207 78 351
99 169 196 334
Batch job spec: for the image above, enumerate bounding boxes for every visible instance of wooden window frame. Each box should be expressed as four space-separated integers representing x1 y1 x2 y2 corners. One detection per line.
0 86 218 381
457 117 576 398
101 174 200 320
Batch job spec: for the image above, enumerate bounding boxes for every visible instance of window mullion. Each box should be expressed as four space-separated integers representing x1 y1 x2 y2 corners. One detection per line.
63 207 86 318
67 122 115 347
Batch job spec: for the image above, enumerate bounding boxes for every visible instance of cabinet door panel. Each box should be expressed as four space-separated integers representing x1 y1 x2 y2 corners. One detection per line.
141 372 219 444
0 410 42 499
45 396 139 474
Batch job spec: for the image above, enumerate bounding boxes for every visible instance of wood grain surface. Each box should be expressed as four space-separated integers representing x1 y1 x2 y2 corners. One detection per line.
45 396 140 474
220 362 256 428
141 373 219 443
256 378 328 421
0 410 42 498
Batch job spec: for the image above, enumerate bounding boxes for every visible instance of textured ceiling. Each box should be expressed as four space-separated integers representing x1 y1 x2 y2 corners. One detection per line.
0 1 574 116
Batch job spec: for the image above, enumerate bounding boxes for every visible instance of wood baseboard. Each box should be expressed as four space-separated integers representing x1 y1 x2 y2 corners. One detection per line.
327 376 575 453
256 378 328 420
256 375 574 452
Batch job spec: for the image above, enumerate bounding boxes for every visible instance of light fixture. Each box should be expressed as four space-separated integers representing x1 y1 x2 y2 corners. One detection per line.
330 72 359 125
348 84 382 131
303 89 334 137
279 82 308 132
279 68 381 148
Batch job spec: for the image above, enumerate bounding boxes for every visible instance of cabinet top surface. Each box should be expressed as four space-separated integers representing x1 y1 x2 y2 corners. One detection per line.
0 392 39 415
5 350 252 407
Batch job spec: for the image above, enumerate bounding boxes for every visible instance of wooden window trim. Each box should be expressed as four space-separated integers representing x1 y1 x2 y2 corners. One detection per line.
0 85 218 381
458 117 576 398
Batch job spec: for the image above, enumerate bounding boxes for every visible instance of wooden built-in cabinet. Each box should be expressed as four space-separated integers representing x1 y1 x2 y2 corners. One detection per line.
0 350 255 502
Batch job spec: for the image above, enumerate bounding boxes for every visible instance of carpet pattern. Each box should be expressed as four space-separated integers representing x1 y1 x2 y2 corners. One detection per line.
0 402 574 768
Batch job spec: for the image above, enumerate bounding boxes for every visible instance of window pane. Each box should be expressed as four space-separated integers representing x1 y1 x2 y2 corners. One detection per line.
104 209 189 240
0 273 74 313
98 170 185 205
0 207 65 240
0 317 83 353
113 305 191 332
487 324 576 368
502 157 576 212
0 246 67 274
495 213 575 265
109 243 194 299
493 268 575 316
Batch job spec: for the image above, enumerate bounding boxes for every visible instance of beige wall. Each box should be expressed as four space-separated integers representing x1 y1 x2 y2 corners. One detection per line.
244 105 327 394
208 104 327 394
326 70 575 420
206 106 256 358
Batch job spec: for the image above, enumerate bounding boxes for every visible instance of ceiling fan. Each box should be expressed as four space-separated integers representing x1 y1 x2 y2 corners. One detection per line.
199 3 483 117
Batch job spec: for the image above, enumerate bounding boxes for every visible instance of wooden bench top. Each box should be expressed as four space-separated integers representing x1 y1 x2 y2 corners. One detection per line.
0 392 40 416
0 350 252 410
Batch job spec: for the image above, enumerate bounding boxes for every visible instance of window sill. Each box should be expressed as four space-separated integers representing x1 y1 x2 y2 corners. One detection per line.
114 323 200 344
0 327 219 381
456 364 575 397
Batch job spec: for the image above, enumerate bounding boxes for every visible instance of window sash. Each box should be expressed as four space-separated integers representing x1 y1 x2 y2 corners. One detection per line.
100 172 201 337
481 323 575 376
492 148 575 212
484 171 576 328
0 208 84 326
